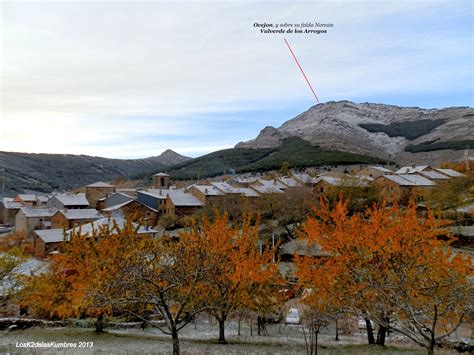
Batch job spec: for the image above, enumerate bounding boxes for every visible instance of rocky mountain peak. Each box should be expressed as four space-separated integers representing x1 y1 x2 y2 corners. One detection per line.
235 100 474 164
152 149 191 166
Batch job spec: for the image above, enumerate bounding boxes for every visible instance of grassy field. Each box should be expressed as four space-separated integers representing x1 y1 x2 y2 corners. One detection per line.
0 319 442 355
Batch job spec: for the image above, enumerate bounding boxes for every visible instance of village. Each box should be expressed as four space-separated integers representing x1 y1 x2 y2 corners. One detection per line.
0 163 471 260
0 161 473 355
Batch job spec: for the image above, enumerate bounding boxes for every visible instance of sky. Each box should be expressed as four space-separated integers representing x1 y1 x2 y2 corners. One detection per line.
1 0 472 159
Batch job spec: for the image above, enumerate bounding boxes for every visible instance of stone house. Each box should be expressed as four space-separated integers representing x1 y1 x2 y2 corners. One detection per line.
102 200 158 225
137 189 172 214
152 172 170 189
0 198 22 225
15 207 57 238
34 229 65 258
371 174 435 203
313 175 371 195
292 173 319 189
186 184 225 204
354 166 394 179
210 182 260 198
47 193 89 210
166 190 205 217
85 182 116 208
13 194 39 207
51 209 103 229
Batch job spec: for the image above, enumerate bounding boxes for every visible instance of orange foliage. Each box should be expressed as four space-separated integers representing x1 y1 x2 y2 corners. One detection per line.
194 212 282 342
296 197 473 353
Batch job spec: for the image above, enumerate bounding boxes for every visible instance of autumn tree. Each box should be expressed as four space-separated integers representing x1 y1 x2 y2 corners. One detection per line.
93 226 211 355
298 198 473 354
197 212 281 343
296 255 355 353
19 222 143 330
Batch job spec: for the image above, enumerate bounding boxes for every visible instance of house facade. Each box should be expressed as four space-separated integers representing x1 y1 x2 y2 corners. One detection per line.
15 207 57 238
85 182 116 208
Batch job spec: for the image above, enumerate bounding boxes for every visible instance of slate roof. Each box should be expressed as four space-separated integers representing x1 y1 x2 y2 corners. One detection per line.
211 182 261 197
381 174 435 186
188 184 225 196
59 208 103 220
315 175 370 187
69 217 159 237
53 193 89 206
315 176 341 186
86 181 115 188
397 174 436 186
382 174 416 186
211 182 239 193
139 189 169 200
395 165 430 174
435 168 465 178
2 198 22 209
17 194 37 202
20 207 58 218
236 188 260 197
102 200 158 213
368 166 394 173
419 170 450 180
255 179 287 189
116 188 137 197
228 177 259 184
167 190 205 207
34 229 65 243
293 173 318 184
251 185 284 194
279 177 304 188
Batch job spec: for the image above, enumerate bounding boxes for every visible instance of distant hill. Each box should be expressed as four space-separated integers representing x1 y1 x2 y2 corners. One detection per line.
3 100 472 194
236 101 474 164
165 137 386 180
0 150 190 194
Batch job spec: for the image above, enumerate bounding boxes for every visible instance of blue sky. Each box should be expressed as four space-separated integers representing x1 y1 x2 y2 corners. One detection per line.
1 0 472 158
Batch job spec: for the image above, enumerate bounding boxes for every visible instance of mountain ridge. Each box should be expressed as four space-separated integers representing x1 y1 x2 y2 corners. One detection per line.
0 149 190 194
235 100 474 163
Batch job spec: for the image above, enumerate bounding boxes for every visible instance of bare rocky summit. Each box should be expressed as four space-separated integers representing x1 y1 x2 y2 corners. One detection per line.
146 149 191 166
236 101 474 164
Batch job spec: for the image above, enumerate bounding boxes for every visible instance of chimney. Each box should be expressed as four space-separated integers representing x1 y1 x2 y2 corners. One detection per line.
205 188 209 194
159 189 162 196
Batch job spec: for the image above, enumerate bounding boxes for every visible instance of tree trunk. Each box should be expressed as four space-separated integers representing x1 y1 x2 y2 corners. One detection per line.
95 314 104 333
376 324 386 346
365 318 375 344
427 342 435 355
172 327 180 355
238 317 241 336
218 318 227 344
257 316 262 336
335 318 339 341
314 330 319 355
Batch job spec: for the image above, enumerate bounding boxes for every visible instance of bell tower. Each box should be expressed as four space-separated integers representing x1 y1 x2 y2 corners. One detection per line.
152 172 170 189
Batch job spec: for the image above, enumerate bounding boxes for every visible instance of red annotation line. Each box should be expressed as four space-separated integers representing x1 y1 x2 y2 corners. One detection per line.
284 38 319 103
